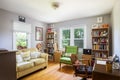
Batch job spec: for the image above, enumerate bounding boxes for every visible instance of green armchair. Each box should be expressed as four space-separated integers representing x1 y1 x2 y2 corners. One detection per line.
60 46 78 68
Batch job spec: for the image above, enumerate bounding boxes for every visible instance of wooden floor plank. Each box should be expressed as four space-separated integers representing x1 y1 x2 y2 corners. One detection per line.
19 61 92 80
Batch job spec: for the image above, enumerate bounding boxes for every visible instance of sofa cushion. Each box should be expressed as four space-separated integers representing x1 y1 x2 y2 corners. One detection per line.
16 54 23 63
30 51 41 59
17 62 34 72
21 51 31 61
30 58 45 66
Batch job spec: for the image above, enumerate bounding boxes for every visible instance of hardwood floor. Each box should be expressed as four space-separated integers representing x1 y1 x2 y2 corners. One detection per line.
19 61 92 80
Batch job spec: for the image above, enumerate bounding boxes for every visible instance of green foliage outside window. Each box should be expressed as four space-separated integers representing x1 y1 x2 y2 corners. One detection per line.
74 28 84 38
62 29 70 48
62 29 70 39
16 32 27 49
62 40 70 48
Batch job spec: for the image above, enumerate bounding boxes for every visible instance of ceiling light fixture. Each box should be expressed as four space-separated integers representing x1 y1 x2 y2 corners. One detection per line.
52 1 60 9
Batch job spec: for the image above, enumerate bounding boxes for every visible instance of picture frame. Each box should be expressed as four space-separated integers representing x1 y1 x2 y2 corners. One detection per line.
35 27 43 41
97 17 103 23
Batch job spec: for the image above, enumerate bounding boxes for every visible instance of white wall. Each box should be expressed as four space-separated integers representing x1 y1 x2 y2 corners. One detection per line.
0 9 47 50
112 0 120 57
49 14 111 50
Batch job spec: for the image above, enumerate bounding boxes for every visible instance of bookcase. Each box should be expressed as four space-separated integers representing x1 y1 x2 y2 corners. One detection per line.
46 32 57 55
92 26 110 59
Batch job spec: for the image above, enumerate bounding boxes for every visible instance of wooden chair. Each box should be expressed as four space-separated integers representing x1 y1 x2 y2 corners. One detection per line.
70 54 92 80
59 46 78 68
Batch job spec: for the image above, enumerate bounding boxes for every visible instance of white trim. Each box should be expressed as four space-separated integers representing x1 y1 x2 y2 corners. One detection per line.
84 26 87 48
13 21 31 33
59 24 87 49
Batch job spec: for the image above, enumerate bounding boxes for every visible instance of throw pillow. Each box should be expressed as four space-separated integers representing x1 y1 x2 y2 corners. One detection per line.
16 54 23 63
21 51 31 61
63 53 71 57
30 51 41 59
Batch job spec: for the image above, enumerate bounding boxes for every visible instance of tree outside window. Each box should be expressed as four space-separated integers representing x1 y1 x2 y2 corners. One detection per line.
74 28 84 48
62 29 70 48
16 32 28 50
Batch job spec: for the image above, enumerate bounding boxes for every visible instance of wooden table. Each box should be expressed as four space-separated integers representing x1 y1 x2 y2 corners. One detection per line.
93 64 120 80
54 50 62 63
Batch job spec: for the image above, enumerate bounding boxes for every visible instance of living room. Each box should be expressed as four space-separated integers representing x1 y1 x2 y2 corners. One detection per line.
0 0 120 80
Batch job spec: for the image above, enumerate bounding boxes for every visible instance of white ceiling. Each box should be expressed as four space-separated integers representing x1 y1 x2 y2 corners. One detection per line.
0 0 118 23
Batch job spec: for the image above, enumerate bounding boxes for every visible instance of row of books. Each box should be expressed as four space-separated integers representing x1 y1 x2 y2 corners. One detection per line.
48 48 54 54
47 39 54 43
93 38 108 44
93 52 107 58
47 34 54 38
93 44 109 50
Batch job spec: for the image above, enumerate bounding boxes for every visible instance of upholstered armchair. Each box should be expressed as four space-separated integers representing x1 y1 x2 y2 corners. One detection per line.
60 46 78 68
70 54 92 80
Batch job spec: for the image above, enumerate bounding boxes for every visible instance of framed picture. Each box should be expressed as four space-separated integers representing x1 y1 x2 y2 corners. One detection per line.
97 17 103 23
35 27 43 41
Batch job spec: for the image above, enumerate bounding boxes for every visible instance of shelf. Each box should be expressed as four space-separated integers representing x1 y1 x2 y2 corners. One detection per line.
47 32 54 34
46 31 57 54
92 27 109 30
92 50 108 52
92 43 108 45
92 26 110 58
92 36 108 38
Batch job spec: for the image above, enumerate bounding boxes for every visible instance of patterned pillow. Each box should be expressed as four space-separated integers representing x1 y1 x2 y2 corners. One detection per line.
63 53 71 57
30 51 41 59
21 51 31 61
16 54 23 63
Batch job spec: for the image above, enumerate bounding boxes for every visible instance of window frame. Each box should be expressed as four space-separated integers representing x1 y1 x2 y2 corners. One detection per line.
59 25 87 49
13 21 31 50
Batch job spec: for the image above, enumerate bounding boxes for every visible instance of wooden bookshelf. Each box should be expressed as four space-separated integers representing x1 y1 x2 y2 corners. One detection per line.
46 32 57 55
92 26 110 59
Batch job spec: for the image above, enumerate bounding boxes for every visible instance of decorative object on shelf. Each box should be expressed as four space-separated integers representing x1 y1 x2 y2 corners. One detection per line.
18 16 25 22
35 27 43 41
106 59 112 72
112 54 120 69
47 25 56 33
92 24 99 29
47 27 52 32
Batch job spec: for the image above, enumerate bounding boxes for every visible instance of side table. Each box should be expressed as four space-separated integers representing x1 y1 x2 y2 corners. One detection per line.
54 51 62 63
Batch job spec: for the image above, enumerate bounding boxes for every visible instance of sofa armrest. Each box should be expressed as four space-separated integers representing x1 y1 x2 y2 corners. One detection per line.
40 53 48 62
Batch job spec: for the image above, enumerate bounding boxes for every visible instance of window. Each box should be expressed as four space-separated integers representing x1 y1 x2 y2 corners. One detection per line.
74 28 84 48
60 25 86 49
62 29 70 48
13 21 31 50
15 32 28 50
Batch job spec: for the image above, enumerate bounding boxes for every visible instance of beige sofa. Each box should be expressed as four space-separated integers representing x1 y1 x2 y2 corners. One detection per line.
16 48 48 79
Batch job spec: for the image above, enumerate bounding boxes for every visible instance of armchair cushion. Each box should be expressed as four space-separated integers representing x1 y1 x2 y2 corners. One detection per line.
60 57 71 64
